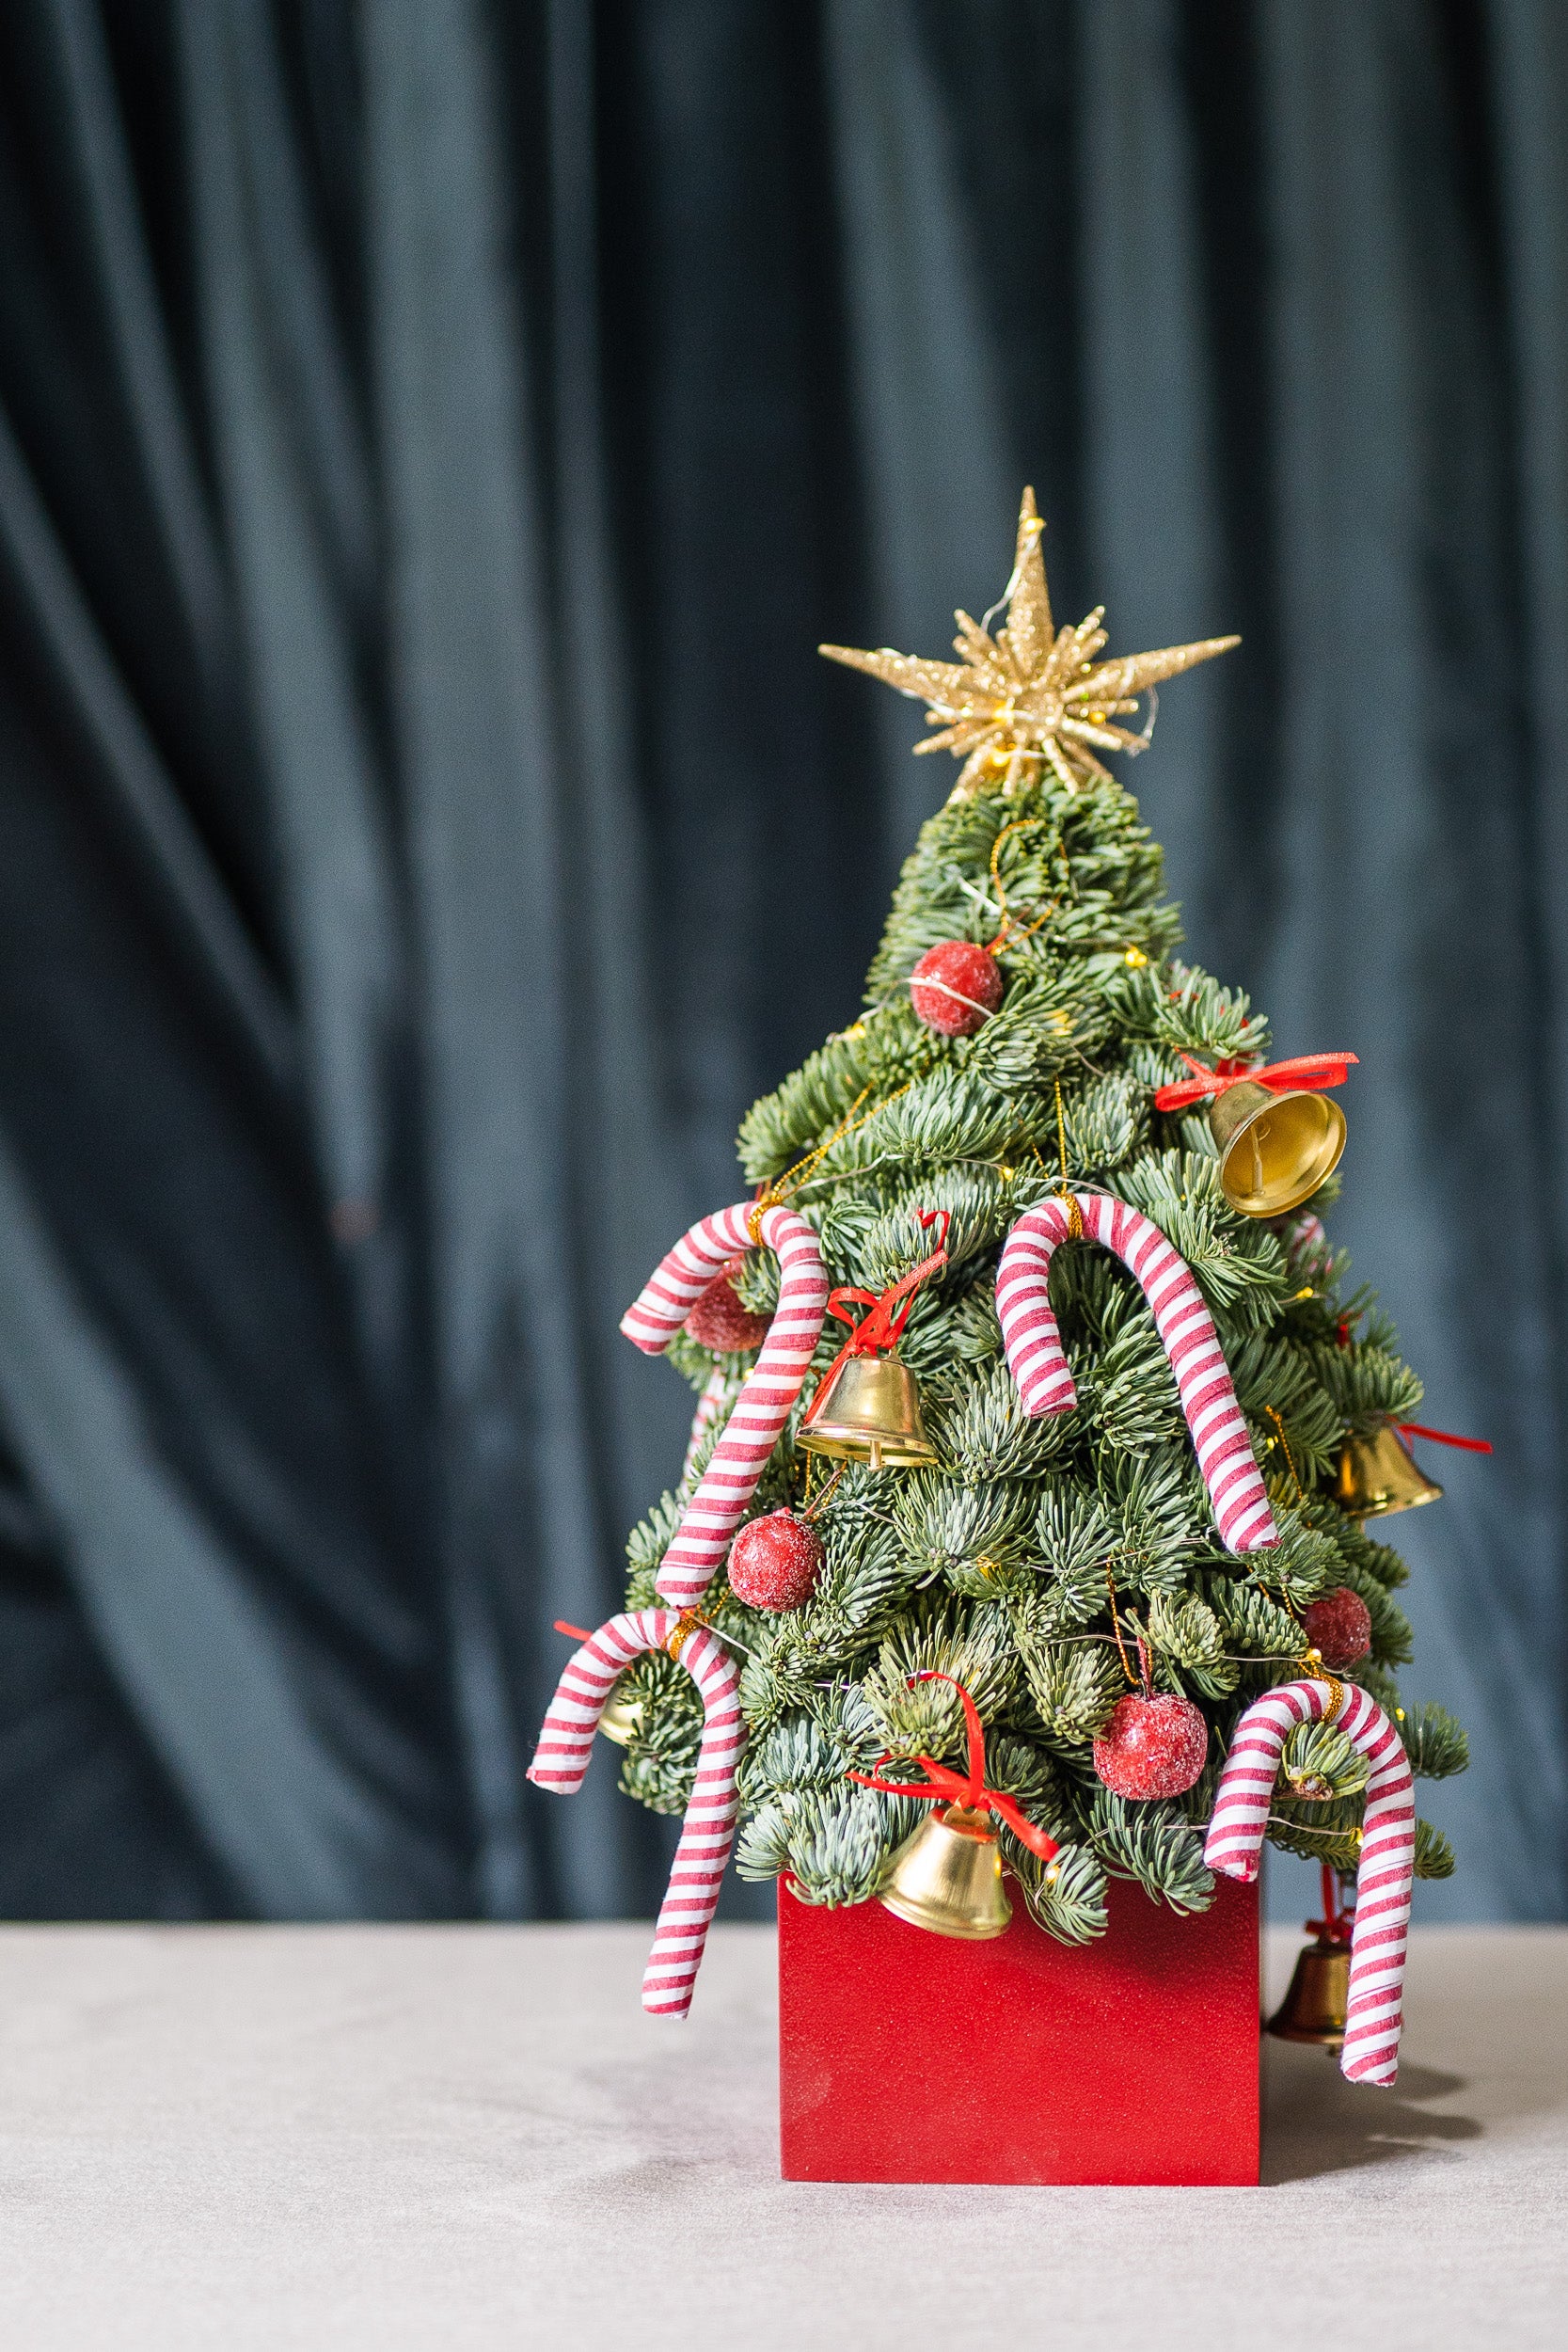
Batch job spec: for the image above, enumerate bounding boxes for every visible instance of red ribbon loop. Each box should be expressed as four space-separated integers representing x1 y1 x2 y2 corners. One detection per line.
1397 1422 1493 1454
815 1212 951 1400
1152 1050 1358 1114
1307 1861 1353 1947
825 1209 951 1356
847 1670 1061 1863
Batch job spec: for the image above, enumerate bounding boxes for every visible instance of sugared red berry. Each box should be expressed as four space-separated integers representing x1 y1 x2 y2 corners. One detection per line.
1302 1586 1372 1669
909 941 1004 1037
1092 1692 1209 1801
728 1511 824 1612
685 1263 771 1353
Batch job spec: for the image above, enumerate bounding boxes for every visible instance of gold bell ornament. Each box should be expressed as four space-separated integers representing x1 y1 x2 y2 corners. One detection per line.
849 1670 1061 1941
1267 1867 1353 2050
800 1212 948 1473
595 1680 642 1748
1153 1052 1356 1219
1337 1424 1442 1518
800 1354 938 1471
1336 1417 1491 1519
881 1804 1013 1939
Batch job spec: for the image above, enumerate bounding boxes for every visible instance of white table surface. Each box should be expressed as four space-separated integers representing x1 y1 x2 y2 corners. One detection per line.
0 1922 1561 2350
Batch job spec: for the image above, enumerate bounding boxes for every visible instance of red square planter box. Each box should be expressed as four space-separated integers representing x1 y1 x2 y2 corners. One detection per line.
778 1871 1260 2185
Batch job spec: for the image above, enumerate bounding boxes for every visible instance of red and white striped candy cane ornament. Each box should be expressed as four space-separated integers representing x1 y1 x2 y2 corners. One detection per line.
621 1203 830 1607
1203 1677 1416 2086
995 1191 1279 1554
527 1609 744 2018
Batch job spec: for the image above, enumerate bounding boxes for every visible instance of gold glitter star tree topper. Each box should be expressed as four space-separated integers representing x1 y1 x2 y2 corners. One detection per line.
820 486 1239 799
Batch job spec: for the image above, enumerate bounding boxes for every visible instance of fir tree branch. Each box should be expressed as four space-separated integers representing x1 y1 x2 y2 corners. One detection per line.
1397 1701 1469 1780
1086 1787 1216 1912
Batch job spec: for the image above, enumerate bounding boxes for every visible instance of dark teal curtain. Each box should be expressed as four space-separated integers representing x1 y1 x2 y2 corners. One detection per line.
0 0 1560 1922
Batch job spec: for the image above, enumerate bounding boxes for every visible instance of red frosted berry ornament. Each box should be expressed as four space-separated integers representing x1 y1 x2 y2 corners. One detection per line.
685 1260 771 1353
1302 1585 1372 1669
1093 1687 1209 1802
728 1511 824 1613
909 941 1004 1038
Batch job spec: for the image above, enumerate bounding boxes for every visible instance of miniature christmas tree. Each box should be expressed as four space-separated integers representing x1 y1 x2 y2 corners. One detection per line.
598 490 1467 1949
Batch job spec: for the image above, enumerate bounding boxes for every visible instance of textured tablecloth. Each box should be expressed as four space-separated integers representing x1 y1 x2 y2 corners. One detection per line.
0 1922 1560 2350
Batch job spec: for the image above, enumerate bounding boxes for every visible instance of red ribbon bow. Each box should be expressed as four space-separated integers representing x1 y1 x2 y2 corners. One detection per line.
814 1210 950 1398
848 1671 1061 1863
1152 1050 1358 1113
1307 1862 1353 1947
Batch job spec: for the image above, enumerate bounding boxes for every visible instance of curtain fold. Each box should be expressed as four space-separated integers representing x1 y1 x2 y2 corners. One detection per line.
0 0 1560 1920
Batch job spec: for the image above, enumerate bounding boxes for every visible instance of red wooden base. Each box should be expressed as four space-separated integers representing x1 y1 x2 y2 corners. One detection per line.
778 1871 1260 2185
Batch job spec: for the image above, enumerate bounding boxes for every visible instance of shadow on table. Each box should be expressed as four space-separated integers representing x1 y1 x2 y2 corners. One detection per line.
1262 2043 1482 2184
